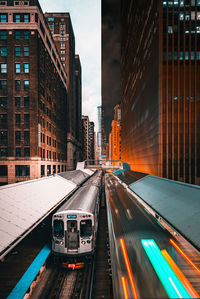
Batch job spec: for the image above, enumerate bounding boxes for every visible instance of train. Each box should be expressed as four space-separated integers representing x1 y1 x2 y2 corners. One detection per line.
52 171 102 264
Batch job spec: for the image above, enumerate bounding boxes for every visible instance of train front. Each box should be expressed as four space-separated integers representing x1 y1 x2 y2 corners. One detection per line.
52 210 95 263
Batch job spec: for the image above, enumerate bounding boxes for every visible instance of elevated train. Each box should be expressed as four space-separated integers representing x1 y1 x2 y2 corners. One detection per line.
52 171 102 262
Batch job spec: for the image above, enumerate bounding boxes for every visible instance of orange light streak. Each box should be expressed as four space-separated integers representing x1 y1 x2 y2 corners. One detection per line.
121 276 128 299
120 238 138 299
162 249 200 298
170 239 200 275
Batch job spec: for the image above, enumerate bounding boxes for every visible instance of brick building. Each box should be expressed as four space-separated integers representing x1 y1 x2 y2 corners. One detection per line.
44 12 82 169
82 115 95 162
0 0 68 185
109 104 121 162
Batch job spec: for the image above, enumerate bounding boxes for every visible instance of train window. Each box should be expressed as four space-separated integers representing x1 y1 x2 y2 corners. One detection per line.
80 220 92 237
53 219 64 238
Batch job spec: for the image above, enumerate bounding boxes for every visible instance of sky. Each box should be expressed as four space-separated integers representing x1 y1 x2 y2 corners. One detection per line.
39 0 101 132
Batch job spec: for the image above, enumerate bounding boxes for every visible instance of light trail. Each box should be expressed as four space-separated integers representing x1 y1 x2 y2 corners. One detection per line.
121 276 128 299
141 239 191 298
161 249 200 298
120 238 138 299
170 239 200 275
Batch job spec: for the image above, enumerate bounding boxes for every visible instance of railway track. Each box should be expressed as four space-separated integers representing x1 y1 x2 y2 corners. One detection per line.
30 257 94 299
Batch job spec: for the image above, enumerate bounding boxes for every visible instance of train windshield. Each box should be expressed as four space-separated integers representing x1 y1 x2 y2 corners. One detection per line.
80 220 92 237
53 219 64 238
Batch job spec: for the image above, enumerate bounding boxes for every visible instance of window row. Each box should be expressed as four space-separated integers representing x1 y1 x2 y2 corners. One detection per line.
40 148 57 160
163 0 200 7
0 97 29 108
40 133 56 147
41 164 67 176
0 30 29 40
15 147 30 157
0 114 30 126
40 117 56 135
15 130 30 144
0 80 30 91
0 164 30 177
163 51 200 60
0 63 30 74
0 13 30 23
15 46 29 57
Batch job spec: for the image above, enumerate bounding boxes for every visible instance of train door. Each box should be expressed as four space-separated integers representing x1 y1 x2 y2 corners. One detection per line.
66 220 79 250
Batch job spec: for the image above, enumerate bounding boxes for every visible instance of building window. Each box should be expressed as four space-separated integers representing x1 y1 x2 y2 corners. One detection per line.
0 148 7 157
15 131 21 144
15 80 20 91
24 63 29 73
0 13 7 22
0 97 7 107
24 130 29 143
15 46 20 56
43 148 45 158
15 147 21 157
15 97 21 107
0 130 7 144
0 165 7 176
24 114 29 126
15 30 20 39
41 165 45 176
47 165 51 175
49 23 54 29
48 17 54 21
24 14 30 22
0 80 7 90
53 165 56 174
24 46 29 56
15 165 30 177
15 114 21 125
60 30 65 35
43 133 45 143
60 24 65 29
24 147 30 157
49 151 51 159
58 165 60 173
24 96 29 107
1 46 7 56
0 63 7 73
61 57 65 61
0 30 7 40
60 43 65 49
60 36 65 41
0 114 7 126
60 50 65 54
14 14 21 22
15 63 21 73
24 80 29 90
24 30 29 39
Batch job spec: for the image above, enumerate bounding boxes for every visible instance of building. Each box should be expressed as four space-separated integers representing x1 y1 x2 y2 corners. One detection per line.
97 105 102 160
0 0 68 185
44 12 82 169
109 104 121 162
121 0 200 185
81 115 95 162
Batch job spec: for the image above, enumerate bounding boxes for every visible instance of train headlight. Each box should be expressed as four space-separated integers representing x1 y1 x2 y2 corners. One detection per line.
81 240 86 245
60 241 64 245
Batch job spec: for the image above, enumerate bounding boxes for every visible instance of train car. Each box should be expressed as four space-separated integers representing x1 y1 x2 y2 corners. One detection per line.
52 172 102 262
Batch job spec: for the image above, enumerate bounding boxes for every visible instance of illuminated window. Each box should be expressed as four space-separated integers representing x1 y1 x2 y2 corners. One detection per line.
197 26 200 33
180 0 184 6
24 80 29 90
48 17 54 21
0 63 7 73
60 43 65 48
185 51 189 60
191 11 195 20
179 52 184 60
15 46 20 56
24 63 29 73
1 46 7 56
24 30 29 39
191 52 195 60
24 46 29 56
15 63 20 73
185 12 190 21
0 30 7 39
0 13 7 22
168 26 173 34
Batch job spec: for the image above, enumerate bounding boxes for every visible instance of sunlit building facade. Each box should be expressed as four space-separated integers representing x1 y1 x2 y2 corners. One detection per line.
109 104 121 162
121 0 200 185
0 0 68 185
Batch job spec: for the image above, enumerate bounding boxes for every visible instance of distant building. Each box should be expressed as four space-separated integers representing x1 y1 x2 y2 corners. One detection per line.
109 104 121 162
82 116 95 162
0 0 68 185
45 12 82 169
121 0 200 185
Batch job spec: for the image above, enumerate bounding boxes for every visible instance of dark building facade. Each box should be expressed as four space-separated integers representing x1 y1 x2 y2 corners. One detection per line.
44 12 82 169
0 0 68 185
82 116 95 162
121 0 200 185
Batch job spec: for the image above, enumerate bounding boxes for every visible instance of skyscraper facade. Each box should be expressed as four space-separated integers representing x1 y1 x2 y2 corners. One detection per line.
121 0 200 185
82 115 95 162
0 0 68 185
45 12 82 169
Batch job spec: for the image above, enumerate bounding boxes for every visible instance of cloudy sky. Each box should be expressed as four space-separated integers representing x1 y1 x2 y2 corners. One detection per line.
39 0 101 132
